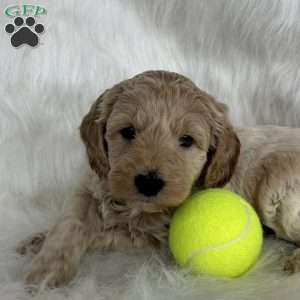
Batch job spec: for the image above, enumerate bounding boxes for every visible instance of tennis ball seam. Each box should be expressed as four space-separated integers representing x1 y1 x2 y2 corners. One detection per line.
185 201 251 267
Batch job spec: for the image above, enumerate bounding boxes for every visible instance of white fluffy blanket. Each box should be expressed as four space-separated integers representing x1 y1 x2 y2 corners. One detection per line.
1 1 300 299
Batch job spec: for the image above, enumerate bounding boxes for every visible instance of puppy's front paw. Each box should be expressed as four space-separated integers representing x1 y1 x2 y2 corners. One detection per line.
283 248 300 274
17 232 46 255
25 252 77 288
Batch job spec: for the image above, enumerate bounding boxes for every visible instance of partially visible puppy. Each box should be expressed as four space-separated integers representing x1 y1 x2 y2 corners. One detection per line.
18 70 300 288
228 125 300 274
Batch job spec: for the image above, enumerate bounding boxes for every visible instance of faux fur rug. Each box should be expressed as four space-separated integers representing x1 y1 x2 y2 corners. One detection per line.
1 0 300 299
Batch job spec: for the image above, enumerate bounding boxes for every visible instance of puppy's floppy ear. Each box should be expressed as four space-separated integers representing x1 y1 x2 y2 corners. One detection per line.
80 92 109 178
198 101 241 188
80 78 132 178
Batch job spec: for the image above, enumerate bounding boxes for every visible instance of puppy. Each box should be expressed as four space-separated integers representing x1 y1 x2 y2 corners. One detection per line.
18 70 300 287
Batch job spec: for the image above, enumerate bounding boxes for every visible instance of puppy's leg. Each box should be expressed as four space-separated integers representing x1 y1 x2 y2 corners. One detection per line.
25 192 100 287
283 248 300 273
254 153 300 273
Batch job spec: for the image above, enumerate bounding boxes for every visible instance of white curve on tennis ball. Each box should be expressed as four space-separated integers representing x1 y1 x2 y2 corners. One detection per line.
185 201 252 266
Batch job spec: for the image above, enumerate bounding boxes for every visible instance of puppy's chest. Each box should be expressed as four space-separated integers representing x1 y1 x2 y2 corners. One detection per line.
95 197 171 249
86 174 171 250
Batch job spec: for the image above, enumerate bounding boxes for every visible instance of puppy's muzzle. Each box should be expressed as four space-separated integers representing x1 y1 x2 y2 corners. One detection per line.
134 170 165 197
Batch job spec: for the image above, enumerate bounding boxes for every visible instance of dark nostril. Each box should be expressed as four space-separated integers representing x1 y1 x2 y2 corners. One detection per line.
134 170 165 197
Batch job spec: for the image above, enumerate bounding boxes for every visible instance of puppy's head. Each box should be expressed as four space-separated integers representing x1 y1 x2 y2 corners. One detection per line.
80 71 240 211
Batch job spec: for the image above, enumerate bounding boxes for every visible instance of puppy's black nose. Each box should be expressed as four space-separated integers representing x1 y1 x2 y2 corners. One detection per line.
134 170 165 197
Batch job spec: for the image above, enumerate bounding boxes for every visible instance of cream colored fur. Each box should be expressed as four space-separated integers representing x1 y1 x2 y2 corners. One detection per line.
18 70 300 288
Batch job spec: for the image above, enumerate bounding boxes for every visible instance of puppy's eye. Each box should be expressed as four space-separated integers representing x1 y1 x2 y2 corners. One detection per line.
120 127 136 140
179 135 194 148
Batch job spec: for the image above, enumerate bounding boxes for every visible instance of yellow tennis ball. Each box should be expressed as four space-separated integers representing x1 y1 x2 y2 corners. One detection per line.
169 188 263 278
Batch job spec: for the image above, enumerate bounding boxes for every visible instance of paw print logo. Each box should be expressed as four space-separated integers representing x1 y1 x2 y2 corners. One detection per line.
5 16 44 47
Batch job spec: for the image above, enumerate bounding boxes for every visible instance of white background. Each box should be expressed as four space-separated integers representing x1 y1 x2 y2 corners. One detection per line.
1 1 300 299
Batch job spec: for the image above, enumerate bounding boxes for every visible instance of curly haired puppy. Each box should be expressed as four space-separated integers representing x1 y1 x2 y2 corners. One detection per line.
19 70 300 287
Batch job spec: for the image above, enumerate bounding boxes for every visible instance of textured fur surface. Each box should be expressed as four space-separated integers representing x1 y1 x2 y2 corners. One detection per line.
2 0 300 299
21 70 241 288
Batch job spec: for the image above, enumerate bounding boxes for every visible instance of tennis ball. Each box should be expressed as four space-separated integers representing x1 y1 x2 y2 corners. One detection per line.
169 188 263 278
